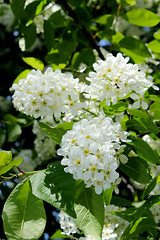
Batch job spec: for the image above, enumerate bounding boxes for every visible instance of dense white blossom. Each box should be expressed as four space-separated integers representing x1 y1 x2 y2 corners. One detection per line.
150 181 160 224
143 135 160 153
0 3 15 31
0 96 11 112
150 203 160 224
59 211 79 236
33 119 56 162
134 0 159 9
59 205 128 240
14 149 36 172
57 114 129 194
12 67 83 120
115 19 144 37
85 53 157 109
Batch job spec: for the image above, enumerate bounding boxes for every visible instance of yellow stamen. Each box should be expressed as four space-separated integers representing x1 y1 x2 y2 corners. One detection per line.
91 166 96 171
84 149 89 154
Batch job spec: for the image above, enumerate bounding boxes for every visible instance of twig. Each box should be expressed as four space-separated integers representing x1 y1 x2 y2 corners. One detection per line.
0 169 43 184
55 0 105 60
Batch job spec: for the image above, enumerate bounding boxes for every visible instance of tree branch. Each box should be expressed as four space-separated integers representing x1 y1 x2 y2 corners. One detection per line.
55 0 105 60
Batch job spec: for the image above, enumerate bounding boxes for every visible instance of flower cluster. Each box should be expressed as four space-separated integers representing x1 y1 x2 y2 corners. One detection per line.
59 204 128 240
0 96 11 112
14 149 36 172
12 67 83 120
59 211 79 236
57 114 129 194
85 53 157 109
33 119 57 162
0 3 15 31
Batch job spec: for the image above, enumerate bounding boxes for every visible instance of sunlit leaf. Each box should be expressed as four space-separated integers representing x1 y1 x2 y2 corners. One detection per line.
0 151 12 169
0 158 23 175
2 178 46 240
74 181 104 240
39 122 74 145
22 57 44 71
30 161 76 218
13 69 32 84
148 40 160 53
124 9 160 27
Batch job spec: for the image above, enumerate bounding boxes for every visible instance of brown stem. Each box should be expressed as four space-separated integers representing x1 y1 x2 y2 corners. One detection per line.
17 166 26 174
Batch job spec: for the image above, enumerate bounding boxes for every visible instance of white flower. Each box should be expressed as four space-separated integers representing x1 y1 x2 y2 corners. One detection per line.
102 205 128 240
0 96 11 112
85 53 156 109
150 203 160 224
59 204 128 240
14 149 36 172
57 114 129 194
130 93 148 110
12 67 82 120
59 211 79 236
32 119 57 162
0 3 15 31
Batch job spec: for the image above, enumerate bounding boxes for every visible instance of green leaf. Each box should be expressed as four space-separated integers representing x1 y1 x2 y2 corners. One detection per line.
119 36 151 63
103 186 113 205
111 196 132 207
13 69 32 84
126 116 159 135
123 9 160 27
114 195 160 223
71 48 95 69
116 0 136 6
111 207 135 222
112 31 124 44
148 39 160 53
140 118 160 135
7 122 22 142
23 23 36 49
22 57 44 71
44 20 55 51
121 215 157 240
45 36 77 68
127 136 160 164
4 114 27 124
153 29 160 40
0 158 23 175
94 14 114 26
0 151 12 169
126 119 148 132
35 0 47 16
127 109 148 118
49 10 69 28
50 229 68 239
2 178 46 240
74 181 104 240
10 0 26 20
102 101 128 117
39 122 74 145
23 1 41 20
149 94 160 103
67 0 82 7
0 128 6 148
120 157 152 184
30 161 76 218
142 175 160 199
150 102 160 120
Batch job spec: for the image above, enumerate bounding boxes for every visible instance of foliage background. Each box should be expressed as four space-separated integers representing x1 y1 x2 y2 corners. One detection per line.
0 0 160 239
